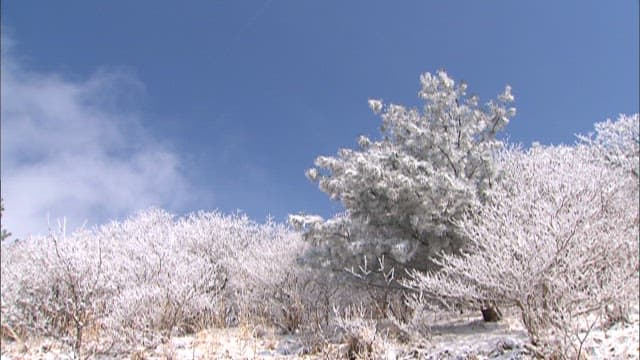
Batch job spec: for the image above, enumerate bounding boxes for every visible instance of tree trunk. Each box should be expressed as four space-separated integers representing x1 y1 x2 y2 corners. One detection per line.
481 306 502 322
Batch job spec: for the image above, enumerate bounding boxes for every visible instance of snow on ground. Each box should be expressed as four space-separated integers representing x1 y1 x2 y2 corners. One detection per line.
1 306 638 359
579 303 640 360
407 312 530 359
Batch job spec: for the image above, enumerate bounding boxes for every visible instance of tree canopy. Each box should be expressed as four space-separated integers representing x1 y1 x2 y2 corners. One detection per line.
292 71 516 270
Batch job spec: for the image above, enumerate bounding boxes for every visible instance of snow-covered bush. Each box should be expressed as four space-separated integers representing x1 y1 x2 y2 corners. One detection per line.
333 304 390 359
403 117 639 353
295 70 516 274
0 224 116 356
1 208 307 353
221 217 313 333
290 214 409 323
100 209 228 347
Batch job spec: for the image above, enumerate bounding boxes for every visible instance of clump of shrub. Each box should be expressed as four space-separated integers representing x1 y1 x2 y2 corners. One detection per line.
333 304 390 360
0 209 312 356
402 117 639 356
1 229 115 355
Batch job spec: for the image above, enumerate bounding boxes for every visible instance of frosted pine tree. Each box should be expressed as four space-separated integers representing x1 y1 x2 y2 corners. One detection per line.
292 70 516 274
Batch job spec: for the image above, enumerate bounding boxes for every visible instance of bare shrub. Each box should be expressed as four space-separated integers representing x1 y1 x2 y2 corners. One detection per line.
345 255 412 322
334 304 388 360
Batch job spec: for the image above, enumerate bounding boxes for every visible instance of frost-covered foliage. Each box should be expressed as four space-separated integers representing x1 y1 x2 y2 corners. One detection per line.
1 209 306 354
295 70 516 271
578 113 639 179
1 198 11 242
333 304 390 359
222 216 314 333
99 210 229 346
0 224 117 355
403 117 639 352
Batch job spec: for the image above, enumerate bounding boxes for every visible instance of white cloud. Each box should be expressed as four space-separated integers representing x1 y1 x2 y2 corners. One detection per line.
1 33 199 239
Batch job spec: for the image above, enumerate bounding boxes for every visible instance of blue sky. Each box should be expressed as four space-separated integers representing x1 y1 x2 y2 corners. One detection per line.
1 1 638 238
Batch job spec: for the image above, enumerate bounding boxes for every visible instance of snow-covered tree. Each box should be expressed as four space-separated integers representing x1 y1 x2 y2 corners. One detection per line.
403 121 639 352
577 113 639 180
1 198 11 242
293 70 516 271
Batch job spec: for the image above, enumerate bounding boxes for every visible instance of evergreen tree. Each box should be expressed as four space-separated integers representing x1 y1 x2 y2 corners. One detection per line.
292 70 516 272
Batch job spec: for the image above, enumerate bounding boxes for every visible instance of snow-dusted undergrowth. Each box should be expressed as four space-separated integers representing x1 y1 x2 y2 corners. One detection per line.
0 209 307 355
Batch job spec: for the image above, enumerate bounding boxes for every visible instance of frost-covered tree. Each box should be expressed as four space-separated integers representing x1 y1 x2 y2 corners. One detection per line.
577 113 639 180
403 121 639 353
1 198 11 242
293 70 516 271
